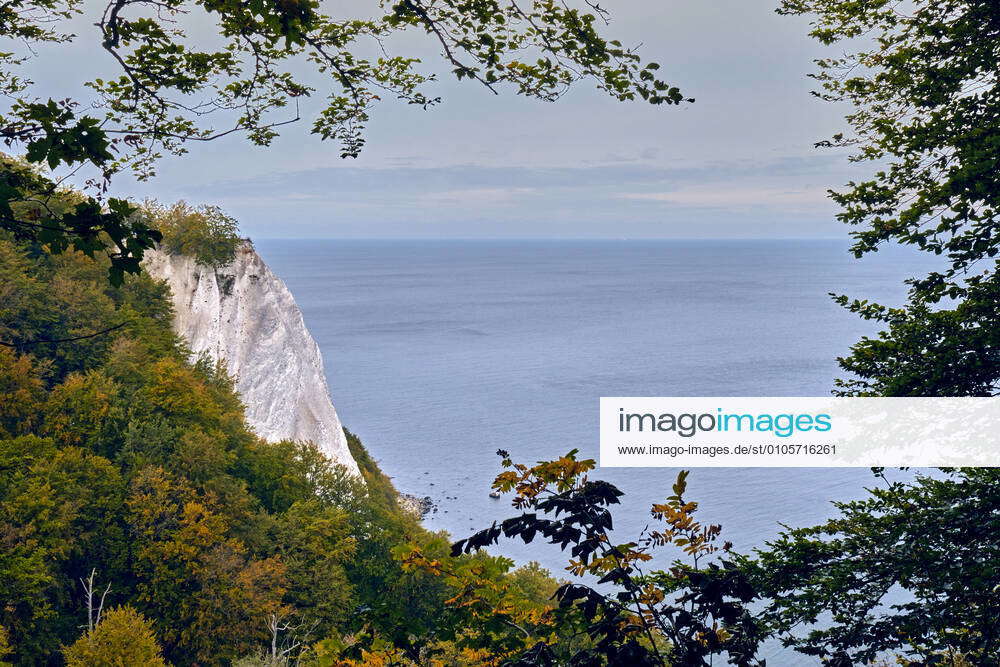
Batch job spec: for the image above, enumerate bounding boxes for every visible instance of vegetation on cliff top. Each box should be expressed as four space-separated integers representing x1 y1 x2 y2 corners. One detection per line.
144 201 244 268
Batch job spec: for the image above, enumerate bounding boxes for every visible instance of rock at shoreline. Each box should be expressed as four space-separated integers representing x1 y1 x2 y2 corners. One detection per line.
399 493 436 518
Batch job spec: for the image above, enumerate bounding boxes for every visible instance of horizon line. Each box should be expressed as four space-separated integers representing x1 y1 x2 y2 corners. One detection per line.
249 236 850 242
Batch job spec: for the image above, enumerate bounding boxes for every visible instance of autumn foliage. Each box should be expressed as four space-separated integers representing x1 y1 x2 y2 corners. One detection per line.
0 236 559 665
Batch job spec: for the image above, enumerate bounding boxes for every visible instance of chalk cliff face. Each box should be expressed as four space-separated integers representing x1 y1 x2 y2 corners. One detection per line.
144 243 359 475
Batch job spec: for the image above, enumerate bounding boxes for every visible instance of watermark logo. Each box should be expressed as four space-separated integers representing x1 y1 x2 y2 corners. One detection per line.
618 407 832 438
600 397 1000 467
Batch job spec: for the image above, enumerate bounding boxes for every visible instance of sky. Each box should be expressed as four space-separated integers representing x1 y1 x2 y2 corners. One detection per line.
21 0 861 239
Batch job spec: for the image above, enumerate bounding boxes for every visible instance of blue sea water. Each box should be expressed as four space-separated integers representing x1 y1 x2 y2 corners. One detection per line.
256 238 928 662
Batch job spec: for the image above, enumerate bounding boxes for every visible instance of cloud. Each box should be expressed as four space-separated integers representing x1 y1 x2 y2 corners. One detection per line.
415 187 541 207
618 185 833 211
187 155 842 200
163 155 848 238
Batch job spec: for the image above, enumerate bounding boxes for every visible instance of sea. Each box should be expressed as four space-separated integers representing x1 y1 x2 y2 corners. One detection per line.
256 238 930 664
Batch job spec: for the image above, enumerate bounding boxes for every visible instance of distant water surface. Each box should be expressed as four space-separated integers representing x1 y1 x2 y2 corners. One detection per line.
256 239 929 662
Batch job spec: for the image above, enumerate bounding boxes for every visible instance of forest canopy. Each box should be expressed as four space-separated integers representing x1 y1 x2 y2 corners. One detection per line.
0 223 565 665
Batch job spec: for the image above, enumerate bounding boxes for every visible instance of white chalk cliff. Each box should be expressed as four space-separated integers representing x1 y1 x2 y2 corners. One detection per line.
144 243 359 475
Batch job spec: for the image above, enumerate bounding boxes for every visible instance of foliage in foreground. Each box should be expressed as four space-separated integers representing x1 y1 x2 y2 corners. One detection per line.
403 453 997 667
748 467 1000 666
404 451 763 666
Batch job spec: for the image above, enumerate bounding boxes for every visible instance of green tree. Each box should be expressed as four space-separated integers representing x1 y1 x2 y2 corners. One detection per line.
63 606 167 667
0 347 47 436
126 466 288 664
0 238 50 351
0 233 176 379
1 0 688 285
148 200 243 267
508 561 561 608
42 371 124 453
751 4 1000 662
0 434 125 661
746 467 1000 665
272 498 357 639
778 0 1000 396
0 626 11 667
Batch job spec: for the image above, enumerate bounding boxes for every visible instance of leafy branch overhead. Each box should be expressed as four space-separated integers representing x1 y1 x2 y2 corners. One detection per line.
0 158 160 286
0 0 688 285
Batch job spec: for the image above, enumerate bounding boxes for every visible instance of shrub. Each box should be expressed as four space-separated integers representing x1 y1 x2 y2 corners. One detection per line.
145 200 242 267
63 606 166 667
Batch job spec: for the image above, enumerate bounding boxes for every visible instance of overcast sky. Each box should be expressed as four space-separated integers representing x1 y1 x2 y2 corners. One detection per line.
23 0 860 239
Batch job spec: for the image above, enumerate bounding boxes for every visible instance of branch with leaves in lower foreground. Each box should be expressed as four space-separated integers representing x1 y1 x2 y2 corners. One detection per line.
403 450 764 667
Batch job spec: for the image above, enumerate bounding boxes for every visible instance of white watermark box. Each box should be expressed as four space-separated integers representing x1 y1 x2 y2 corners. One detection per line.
599 397 1000 467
